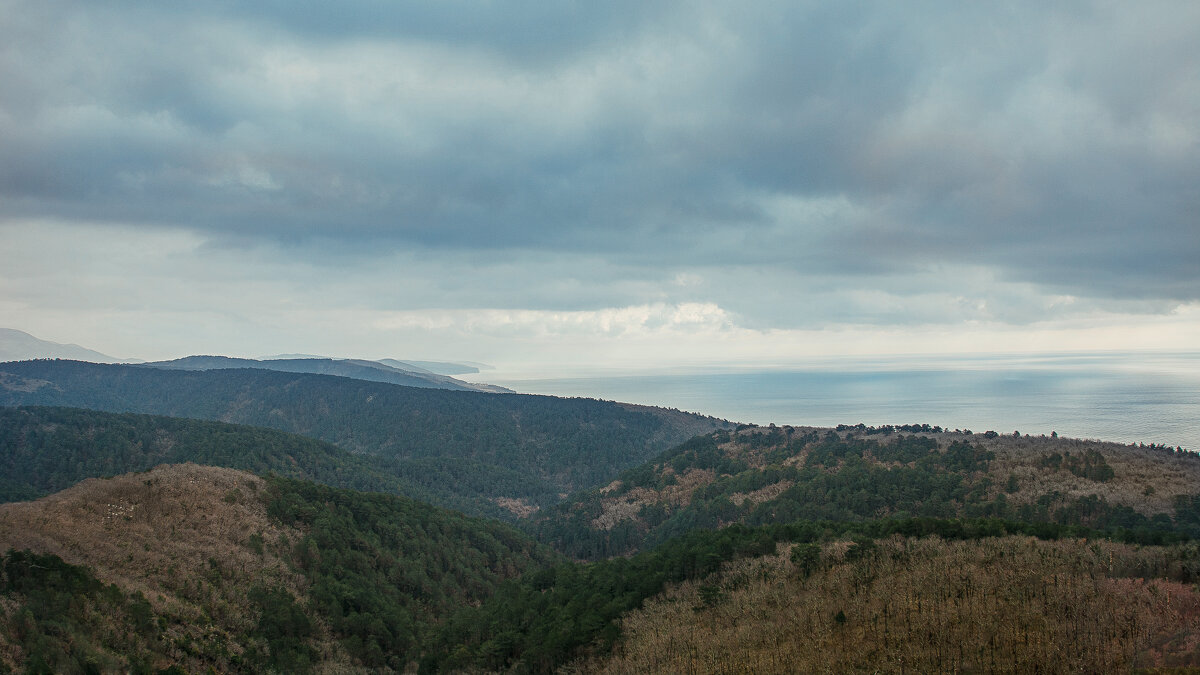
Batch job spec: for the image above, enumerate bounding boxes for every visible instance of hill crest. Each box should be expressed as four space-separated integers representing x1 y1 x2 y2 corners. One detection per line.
138 354 510 393
0 463 304 607
0 328 133 364
533 425 1200 559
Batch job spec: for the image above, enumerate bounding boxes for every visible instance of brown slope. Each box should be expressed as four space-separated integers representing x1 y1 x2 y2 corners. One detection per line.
586 536 1200 673
972 432 1200 514
0 464 340 672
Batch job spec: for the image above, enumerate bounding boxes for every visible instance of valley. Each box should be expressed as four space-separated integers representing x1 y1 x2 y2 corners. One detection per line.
0 360 730 519
2 358 1200 672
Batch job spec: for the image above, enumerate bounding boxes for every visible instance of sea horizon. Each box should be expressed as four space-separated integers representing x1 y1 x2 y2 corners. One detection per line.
472 351 1200 451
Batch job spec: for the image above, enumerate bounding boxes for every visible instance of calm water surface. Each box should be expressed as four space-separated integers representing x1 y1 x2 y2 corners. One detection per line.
484 353 1200 450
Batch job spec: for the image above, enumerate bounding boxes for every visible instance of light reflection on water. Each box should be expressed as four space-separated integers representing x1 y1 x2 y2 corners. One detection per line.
487 353 1200 450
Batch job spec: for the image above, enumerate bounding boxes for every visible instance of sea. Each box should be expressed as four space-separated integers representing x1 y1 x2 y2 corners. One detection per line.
473 352 1200 451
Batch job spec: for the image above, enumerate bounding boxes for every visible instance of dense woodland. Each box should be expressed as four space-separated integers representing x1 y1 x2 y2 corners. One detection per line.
0 406 572 519
262 476 561 670
2 361 1200 671
0 407 416 504
0 550 166 674
0 360 728 516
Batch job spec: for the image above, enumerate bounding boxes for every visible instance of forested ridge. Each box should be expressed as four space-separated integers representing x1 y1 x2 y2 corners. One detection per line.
531 425 1200 559
0 406 415 504
0 406 572 517
0 360 730 517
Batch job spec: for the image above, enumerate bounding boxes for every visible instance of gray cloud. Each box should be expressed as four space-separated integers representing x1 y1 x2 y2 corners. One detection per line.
1 0 1197 334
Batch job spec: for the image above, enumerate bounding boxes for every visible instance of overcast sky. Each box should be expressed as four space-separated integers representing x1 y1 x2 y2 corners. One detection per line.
1 1 1197 374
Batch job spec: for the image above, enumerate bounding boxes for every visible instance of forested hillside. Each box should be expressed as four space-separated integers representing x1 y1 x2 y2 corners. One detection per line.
0 406 477 510
0 360 730 517
426 518 1200 672
0 465 557 672
4 425 1200 672
531 425 1200 559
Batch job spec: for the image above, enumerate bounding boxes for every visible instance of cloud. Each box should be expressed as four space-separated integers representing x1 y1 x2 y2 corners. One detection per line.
1 0 1197 362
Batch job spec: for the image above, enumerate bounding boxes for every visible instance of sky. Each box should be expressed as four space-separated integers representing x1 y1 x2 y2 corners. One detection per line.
1 1 1198 376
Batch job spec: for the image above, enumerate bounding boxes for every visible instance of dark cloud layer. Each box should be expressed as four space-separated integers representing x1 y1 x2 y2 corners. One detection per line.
1 0 1197 330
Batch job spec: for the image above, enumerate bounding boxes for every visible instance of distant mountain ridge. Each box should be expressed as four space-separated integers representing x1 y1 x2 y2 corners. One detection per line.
381 359 486 375
0 329 501 391
0 328 134 364
263 355 488 376
139 354 511 393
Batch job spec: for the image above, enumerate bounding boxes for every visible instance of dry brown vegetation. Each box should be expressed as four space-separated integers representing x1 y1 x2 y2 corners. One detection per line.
824 428 1200 518
587 535 1200 674
0 464 347 673
754 427 1195 516
728 480 793 507
970 432 1200 515
592 468 715 530
566 426 1200 545
494 496 540 518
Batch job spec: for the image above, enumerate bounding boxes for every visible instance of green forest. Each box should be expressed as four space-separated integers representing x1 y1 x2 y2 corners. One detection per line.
0 360 728 516
262 476 560 670
0 407 412 503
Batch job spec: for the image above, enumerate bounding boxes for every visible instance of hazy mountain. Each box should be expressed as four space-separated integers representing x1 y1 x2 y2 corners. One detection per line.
139 354 510 393
0 360 732 517
380 358 484 375
0 328 134 363
374 358 437 374
266 356 488 376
